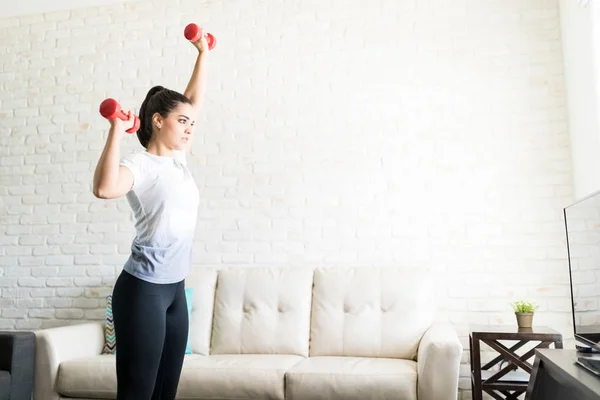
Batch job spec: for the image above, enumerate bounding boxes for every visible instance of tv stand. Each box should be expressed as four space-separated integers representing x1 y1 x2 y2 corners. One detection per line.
526 349 600 400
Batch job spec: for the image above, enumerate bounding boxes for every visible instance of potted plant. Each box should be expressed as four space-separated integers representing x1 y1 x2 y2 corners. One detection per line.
511 300 539 328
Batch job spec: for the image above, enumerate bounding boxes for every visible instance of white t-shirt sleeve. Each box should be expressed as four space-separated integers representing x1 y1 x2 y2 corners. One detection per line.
119 153 147 192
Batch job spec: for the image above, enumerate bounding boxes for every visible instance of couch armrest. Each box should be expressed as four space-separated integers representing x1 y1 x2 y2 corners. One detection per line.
0 331 36 400
34 321 105 400
416 323 463 400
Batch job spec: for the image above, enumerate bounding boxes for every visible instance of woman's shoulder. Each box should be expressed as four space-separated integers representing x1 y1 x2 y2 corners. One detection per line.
119 151 163 190
121 150 158 164
120 151 160 174
122 150 147 160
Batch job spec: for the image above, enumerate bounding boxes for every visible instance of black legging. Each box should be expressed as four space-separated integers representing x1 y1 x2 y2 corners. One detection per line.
111 269 189 400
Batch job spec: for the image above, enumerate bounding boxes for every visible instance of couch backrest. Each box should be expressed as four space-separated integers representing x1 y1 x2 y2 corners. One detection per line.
209 267 314 357
309 267 435 359
187 266 435 359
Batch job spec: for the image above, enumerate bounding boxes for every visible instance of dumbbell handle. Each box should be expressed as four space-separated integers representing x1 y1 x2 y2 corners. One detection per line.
99 98 140 134
184 23 216 50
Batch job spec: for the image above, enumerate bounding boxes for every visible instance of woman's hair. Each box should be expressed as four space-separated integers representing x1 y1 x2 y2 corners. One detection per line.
137 85 192 148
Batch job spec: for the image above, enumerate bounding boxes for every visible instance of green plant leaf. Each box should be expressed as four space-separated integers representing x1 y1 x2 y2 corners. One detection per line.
510 300 539 313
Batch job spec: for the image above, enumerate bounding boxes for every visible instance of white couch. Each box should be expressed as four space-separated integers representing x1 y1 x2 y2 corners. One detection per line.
34 267 462 400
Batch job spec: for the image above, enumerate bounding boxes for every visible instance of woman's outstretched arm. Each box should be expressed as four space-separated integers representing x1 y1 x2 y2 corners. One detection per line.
184 34 209 116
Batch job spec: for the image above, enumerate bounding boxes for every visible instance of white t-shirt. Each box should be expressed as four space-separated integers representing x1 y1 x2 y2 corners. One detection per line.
119 150 199 284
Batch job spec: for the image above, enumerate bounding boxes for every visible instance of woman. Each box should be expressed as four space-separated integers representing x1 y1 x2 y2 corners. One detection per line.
92 32 209 399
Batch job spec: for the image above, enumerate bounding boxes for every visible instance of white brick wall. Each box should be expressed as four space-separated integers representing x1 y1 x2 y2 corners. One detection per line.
0 0 574 398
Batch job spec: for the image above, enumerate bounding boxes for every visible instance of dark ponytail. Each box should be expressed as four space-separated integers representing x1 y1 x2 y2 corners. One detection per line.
137 85 192 148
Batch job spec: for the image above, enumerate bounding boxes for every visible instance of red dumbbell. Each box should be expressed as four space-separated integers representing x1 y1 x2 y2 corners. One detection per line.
99 98 141 134
184 23 216 50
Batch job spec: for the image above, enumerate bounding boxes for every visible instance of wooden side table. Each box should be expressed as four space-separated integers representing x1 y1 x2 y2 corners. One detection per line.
470 325 563 400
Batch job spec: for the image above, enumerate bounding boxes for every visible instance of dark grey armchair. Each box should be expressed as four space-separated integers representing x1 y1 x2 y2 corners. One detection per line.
0 331 35 400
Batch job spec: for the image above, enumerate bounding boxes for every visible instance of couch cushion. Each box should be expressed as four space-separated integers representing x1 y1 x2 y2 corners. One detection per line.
178 354 304 399
56 355 116 398
310 267 435 359
185 267 218 355
285 356 417 400
56 354 304 400
211 267 313 356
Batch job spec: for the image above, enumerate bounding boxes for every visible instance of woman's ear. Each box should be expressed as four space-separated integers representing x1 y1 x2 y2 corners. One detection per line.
152 113 162 130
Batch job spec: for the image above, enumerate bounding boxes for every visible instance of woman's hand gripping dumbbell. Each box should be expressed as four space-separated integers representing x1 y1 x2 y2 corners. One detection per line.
99 98 141 134
184 23 216 51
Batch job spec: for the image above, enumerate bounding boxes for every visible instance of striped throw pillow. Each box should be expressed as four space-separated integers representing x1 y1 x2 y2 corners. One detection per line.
102 295 116 354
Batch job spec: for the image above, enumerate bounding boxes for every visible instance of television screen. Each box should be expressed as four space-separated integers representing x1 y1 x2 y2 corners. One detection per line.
565 189 600 347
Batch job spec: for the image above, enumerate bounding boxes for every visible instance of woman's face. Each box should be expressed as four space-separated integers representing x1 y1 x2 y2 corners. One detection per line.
153 102 196 152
